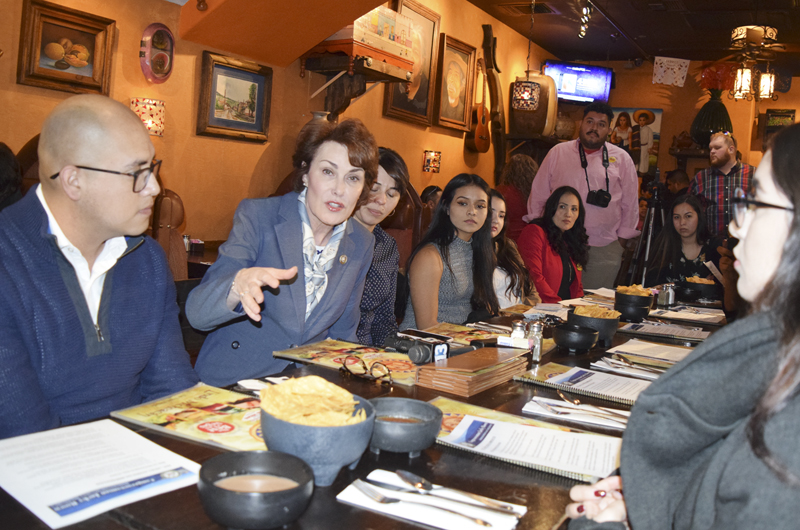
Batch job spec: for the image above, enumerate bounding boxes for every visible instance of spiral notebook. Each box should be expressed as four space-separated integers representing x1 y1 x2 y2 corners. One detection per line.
429 396 618 482
514 363 650 405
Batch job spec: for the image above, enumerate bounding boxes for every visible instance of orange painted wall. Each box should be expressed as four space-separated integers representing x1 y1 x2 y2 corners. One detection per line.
1 0 325 241
1 0 552 242
336 0 555 194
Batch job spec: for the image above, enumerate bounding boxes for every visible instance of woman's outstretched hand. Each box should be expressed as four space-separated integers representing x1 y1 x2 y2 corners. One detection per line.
232 266 298 321
565 475 627 524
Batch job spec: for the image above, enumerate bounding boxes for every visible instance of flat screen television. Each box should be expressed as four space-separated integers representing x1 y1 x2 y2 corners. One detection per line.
544 60 613 104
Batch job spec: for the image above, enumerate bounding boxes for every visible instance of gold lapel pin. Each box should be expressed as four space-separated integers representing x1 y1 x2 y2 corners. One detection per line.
339 255 348 264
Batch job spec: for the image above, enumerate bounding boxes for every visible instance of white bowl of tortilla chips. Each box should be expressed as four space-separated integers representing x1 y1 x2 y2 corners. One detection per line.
259 376 375 487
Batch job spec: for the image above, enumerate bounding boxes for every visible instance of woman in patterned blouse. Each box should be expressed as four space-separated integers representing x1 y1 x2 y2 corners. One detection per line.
354 147 409 346
400 174 499 329
646 194 722 286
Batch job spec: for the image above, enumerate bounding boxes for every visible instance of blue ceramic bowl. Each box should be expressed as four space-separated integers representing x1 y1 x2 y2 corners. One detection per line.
198 450 313 530
260 398 375 487
368 397 443 458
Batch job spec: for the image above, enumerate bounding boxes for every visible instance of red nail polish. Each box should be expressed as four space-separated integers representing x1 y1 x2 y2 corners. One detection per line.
595 490 606 497
577 504 585 513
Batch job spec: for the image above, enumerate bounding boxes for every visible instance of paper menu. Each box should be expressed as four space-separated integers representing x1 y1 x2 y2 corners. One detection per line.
585 288 617 298
650 307 725 324
620 322 710 340
547 367 651 402
606 338 692 363
440 415 621 480
0 419 199 529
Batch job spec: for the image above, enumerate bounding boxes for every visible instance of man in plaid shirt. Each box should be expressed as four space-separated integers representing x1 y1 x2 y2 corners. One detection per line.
689 132 755 236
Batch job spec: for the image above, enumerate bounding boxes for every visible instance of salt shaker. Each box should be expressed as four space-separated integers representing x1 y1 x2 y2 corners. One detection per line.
510 321 527 340
527 321 544 363
658 283 676 307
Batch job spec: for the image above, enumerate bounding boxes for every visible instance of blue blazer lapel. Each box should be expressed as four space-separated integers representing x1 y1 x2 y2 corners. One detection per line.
275 193 306 329
305 221 357 333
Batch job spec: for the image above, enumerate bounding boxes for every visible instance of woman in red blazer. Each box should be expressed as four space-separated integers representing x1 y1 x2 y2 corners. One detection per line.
518 186 589 302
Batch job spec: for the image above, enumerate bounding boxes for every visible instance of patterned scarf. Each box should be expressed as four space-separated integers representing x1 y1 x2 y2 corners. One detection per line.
297 189 346 320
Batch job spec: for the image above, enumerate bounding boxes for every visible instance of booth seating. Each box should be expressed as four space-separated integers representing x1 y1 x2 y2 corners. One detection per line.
15 134 40 196
151 189 189 281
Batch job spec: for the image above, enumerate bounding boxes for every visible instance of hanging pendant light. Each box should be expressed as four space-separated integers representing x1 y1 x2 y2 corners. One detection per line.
731 65 752 100
512 0 540 110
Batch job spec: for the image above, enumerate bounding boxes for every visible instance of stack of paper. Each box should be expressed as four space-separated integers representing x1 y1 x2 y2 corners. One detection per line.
0 420 199 529
416 348 528 397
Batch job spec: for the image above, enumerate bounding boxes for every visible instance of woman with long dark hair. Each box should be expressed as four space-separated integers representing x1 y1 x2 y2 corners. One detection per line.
400 174 498 329
646 194 722 286
565 123 800 529
518 186 589 302
489 189 538 308
609 111 632 153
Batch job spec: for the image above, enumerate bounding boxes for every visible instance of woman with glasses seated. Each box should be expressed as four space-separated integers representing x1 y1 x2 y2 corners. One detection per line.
399 174 498 330
186 119 378 386
564 124 799 530
644 194 722 286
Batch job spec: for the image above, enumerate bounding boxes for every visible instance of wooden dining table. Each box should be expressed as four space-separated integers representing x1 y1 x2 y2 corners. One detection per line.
2 323 706 530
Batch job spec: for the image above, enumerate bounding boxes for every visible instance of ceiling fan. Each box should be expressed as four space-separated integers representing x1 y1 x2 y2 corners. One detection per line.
711 25 800 65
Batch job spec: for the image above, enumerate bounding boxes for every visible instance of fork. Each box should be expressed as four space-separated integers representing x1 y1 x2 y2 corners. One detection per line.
610 354 666 374
352 479 493 527
555 390 630 420
536 400 627 426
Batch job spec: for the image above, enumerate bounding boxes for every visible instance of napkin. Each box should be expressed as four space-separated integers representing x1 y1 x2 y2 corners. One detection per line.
522 397 629 429
337 469 525 530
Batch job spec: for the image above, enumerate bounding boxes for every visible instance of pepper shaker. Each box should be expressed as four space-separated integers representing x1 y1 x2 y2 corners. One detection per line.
527 321 544 363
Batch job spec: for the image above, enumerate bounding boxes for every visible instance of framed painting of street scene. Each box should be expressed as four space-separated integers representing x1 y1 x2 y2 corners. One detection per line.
197 51 273 143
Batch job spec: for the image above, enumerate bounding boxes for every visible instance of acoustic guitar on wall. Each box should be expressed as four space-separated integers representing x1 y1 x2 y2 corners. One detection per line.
466 58 490 153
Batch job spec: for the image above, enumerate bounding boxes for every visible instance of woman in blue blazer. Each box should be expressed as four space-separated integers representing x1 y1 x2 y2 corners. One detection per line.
186 119 378 386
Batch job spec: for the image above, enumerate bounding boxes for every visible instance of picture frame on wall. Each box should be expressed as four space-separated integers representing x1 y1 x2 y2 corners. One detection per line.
609 107 663 178
434 34 477 132
382 0 440 127
197 51 273 143
16 0 115 96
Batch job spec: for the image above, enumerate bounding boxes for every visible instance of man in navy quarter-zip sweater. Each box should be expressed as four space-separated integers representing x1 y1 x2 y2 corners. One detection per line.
0 95 198 439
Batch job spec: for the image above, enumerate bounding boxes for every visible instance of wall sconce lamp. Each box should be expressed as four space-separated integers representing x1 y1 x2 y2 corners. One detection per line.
130 98 165 136
423 150 441 173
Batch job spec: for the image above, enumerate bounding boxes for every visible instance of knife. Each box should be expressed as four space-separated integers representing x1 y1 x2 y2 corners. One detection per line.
395 470 520 515
363 479 521 518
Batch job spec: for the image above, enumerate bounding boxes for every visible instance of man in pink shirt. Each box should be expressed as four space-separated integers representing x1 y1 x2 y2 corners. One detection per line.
523 102 639 289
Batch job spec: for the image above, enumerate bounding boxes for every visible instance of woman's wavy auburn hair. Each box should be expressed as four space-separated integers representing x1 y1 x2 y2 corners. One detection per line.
291 118 379 207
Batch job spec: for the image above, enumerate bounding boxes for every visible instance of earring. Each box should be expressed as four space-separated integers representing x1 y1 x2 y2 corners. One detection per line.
390 208 396 216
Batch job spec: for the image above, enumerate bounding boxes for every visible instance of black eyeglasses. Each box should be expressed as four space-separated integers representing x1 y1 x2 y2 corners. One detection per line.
338 356 392 386
732 187 794 228
50 159 161 193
